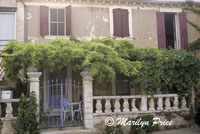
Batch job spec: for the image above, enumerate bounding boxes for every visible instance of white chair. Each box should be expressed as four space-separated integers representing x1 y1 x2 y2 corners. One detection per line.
73 101 83 121
62 99 72 121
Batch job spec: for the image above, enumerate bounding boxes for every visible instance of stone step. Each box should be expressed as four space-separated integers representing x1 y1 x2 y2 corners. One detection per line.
41 129 92 134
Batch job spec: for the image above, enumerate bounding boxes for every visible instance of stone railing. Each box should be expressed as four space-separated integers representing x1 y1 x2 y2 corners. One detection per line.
0 99 20 134
93 94 189 115
0 99 20 118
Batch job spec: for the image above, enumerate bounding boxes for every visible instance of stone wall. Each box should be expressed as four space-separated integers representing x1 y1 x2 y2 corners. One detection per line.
93 112 192 134
0 0 16 7
26 2 200 48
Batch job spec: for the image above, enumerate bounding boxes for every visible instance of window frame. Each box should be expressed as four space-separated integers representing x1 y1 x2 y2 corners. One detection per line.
49 7 66 36
109 7 133 40
0 12 16 50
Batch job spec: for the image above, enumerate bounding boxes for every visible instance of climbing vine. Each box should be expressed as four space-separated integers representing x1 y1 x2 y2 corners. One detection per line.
0 38 200 98
184 8 200 51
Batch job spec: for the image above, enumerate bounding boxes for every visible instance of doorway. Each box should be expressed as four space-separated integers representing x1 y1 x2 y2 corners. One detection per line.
164 13 178 49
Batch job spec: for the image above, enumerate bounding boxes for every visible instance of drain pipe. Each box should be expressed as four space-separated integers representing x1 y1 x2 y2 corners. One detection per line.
18 0 28 42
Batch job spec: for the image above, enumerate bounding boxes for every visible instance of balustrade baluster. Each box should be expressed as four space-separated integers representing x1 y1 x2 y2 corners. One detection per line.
165 97 171 111
96 99 102 113
114 98 121 112
149 97 155 111
5 102 13 118
172 96 179 110
157 97 163 111
181 97 188 110
105 99 111 113
123 98 130 112
131 98 138 112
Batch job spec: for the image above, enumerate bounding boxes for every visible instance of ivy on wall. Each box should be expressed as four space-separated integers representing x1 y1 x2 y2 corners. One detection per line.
1 38 200 98
184 8 200 51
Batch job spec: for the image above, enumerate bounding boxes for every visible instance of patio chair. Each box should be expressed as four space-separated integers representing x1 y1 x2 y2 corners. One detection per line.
73 101 83 121
62 98 72 121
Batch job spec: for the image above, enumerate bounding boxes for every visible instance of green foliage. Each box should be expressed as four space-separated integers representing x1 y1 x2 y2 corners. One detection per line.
13 91 40 134
1 38 200 99
103 125 124 134
160 49 200 99
130 115 157 134
184 8 200 14
130 47 161 94
184 8 200 51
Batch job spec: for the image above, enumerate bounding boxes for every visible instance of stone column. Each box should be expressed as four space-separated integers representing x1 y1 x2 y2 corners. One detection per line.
27 71 42 112
80 67 94 129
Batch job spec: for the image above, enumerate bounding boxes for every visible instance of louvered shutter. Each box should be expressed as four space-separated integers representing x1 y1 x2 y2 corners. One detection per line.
179 12 188 50
40 6 49 36
66 5 71 36
156 12 166 49
113 8 122 37
121 9 129 37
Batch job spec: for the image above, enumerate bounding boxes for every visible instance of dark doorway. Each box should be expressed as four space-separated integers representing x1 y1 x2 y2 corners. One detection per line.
164 13 177 49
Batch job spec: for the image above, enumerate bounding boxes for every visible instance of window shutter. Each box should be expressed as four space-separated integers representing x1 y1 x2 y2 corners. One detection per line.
113 8 122 37
156 12 166 49
121 9 129 37
179 12 188 50
40 6 49 36
66 5 71 36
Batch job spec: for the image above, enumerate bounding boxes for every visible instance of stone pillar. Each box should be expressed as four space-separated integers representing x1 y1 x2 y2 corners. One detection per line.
27 71 42 112
80 67 94 129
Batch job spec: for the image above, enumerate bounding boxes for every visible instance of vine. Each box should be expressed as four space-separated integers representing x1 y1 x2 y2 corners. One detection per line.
0 38 200 98
184 8 200 51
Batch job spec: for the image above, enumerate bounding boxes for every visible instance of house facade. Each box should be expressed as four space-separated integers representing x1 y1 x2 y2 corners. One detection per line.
0 0 200 133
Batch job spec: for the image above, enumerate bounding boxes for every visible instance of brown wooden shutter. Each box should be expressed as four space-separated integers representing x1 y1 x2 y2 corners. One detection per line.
113 8 122 37
121 9 129 37
40 6 49 36
66 5 71 36
156 12 166 49
179 12 188 50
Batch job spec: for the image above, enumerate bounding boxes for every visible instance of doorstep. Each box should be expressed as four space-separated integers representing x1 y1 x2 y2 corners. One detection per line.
41 126 92 134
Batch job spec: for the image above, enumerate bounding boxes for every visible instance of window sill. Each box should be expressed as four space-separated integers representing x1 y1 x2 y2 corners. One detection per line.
44 36 70 40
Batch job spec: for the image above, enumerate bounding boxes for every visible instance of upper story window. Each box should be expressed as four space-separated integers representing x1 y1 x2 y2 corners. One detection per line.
40 5 71 37
156 12 188 50
113 8 129 37
0 12 15 50
50 8 65 36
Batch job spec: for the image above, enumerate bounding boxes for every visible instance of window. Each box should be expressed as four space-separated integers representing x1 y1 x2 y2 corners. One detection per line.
157 12 188 50
0 12 15 50
113 8 129 37
164 13 177 49
50 8 65 36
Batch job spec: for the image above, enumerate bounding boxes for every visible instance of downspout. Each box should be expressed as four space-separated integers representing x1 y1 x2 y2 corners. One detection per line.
17 0 28 96
18 0 28 42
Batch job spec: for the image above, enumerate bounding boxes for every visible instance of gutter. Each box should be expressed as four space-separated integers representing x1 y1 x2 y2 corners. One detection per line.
18 0 28 42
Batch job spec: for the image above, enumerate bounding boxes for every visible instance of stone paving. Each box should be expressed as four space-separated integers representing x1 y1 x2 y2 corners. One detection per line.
153 127 200 134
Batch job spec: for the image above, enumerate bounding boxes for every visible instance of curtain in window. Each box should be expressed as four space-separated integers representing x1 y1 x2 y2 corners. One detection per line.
0 13 15 50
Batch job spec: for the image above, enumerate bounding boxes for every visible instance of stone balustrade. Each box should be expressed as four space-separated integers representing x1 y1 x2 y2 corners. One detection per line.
93 94 189 115
0 99 20 134
0 99 20 118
